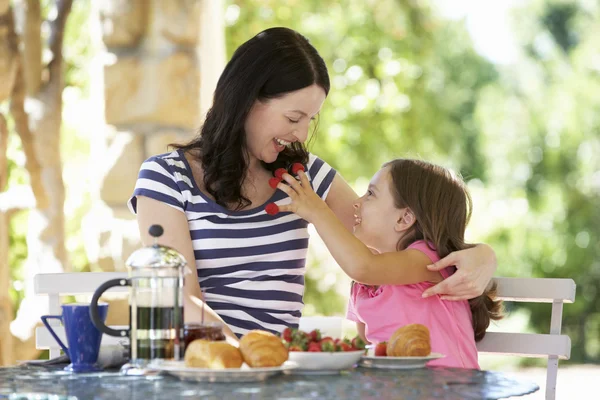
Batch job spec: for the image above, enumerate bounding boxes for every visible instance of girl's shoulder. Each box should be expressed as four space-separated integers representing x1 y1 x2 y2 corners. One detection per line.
406 240 440 264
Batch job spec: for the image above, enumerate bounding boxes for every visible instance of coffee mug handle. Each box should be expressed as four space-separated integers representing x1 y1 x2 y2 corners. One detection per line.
90 278 130 337
41 315 70 356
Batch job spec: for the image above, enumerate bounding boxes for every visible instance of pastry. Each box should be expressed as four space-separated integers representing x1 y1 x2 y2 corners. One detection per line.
239 330 288 367
184 339 243 369
386 324 431 357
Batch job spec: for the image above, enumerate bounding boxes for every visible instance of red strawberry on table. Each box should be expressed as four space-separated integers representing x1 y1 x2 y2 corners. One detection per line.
319 337 336 352
282 327 295 343
308 329 321 342
265 203 279 215
291 163 305 175
375 342 387 357
274 168 287 179
351 336 366 350
337 342 353 352
269 177 282 189
307 342 322 352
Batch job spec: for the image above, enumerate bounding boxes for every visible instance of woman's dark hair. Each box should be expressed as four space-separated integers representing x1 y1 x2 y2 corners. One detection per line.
384 159 503 342
175 27 330 210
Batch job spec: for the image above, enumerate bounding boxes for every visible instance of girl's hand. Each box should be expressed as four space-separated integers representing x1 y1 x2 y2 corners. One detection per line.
422 244 497 300
277 171 329 222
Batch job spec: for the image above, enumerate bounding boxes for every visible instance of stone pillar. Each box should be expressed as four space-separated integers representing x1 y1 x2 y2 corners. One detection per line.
84 0 224 274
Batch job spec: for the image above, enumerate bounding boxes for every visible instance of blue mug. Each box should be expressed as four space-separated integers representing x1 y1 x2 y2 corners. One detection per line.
41 303 108 372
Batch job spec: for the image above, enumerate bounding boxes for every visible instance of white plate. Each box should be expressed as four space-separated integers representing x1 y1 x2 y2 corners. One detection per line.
359 352 445 369
147 360 297 383
285 350 365 375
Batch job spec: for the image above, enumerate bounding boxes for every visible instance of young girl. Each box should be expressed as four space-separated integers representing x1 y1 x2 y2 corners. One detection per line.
276 158 502 369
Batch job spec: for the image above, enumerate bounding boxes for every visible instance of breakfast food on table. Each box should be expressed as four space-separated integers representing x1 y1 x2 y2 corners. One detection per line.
280 327 366 352
386 324 431 357
239 330 289 367
184 339 243 369
374 342 388 356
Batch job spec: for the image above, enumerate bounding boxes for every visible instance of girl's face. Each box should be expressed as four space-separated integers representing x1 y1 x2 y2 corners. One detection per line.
244 84 326 165
353 166 408 253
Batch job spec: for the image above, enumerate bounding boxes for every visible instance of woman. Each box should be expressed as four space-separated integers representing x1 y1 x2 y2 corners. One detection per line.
128 27 496 342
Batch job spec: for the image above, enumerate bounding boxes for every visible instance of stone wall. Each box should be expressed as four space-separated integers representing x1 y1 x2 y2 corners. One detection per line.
87 0 224 273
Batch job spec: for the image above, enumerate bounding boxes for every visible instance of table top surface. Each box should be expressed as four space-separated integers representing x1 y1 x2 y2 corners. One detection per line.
0 364 539 400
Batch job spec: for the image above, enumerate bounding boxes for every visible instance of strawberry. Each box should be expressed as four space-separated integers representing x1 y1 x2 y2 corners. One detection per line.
337 342 353 352
375 342 387 357
291 163 305 175
268 177 282 189
288 345 303 352
307 342 321 352
319 337 336 352
282 327 295 343
265 203 279 215
274 168 287 179
351 336 366 350
308 329 321 342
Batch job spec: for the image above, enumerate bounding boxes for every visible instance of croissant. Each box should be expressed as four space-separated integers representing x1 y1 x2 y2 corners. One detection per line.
184 339 243 369
386 324 431 357
239 330 288 367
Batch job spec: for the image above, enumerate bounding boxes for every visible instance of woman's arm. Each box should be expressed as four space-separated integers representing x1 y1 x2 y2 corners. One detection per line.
135 196 239 344
421 244 497 300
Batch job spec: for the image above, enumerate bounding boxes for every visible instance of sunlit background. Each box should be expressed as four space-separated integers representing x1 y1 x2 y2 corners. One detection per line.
1 0 598 398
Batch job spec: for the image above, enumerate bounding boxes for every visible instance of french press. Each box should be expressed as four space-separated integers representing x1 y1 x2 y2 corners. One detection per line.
90 224 186 374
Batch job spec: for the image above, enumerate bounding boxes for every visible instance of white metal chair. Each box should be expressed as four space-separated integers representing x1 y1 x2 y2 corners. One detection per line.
34 272 128 359
477 277 576 400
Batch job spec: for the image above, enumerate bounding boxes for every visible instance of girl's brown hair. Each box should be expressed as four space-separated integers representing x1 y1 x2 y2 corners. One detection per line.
384 159 502 341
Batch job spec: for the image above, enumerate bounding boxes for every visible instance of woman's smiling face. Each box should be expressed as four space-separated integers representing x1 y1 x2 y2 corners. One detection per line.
244 84 326 165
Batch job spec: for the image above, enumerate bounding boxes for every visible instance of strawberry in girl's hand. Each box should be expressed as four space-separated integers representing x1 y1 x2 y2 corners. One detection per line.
265 203 279 215
375 342 387 357
307 342 322 352
269 177 282 189
274 168 287 179
291 163 305 175
308 329 321 342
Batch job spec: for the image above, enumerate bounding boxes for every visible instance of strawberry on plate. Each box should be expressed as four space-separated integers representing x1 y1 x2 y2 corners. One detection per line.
375 342 387 357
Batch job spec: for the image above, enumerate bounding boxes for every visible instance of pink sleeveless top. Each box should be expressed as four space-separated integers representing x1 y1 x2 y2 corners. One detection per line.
346 240 479 369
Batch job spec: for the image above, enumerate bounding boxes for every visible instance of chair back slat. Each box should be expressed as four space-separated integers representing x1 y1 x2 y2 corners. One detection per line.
493 277 575 303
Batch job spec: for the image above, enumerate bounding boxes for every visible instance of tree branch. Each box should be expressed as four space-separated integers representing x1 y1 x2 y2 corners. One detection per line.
9 64 49 209
24 0 42 95
0 114 7 192
47 0 74 86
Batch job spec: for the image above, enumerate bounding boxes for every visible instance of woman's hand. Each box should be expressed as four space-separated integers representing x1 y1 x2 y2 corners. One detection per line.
277 171 330 222
422 244 497 300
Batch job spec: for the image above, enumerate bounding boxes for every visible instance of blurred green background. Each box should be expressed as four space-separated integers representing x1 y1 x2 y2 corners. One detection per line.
4 0 598 371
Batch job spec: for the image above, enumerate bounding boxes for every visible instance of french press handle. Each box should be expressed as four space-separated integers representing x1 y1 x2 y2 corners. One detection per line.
90 278 131 337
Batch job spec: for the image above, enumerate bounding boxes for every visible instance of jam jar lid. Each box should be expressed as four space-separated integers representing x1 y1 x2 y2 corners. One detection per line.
125 224 187 269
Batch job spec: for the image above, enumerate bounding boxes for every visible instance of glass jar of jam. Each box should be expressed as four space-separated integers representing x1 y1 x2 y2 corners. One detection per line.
183 322 226 353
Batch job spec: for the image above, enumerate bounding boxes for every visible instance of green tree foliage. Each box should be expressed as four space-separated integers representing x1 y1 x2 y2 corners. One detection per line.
225 0 498 317
477 0 599 363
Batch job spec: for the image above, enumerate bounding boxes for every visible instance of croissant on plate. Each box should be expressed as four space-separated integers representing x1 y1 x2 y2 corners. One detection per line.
386 324 431 357
239 330 288 367
184 339 244 369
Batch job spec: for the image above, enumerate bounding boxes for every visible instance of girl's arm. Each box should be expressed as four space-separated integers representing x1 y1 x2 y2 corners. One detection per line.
278 172 441 285
136 196 239 345
356 322 369 344
323 174 359 232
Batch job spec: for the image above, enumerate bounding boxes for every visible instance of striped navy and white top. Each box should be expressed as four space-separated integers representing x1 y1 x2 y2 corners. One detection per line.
128 150 336 337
